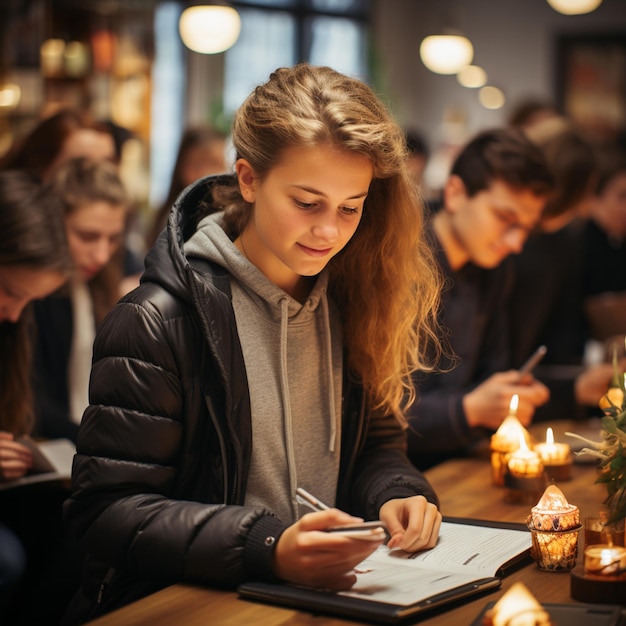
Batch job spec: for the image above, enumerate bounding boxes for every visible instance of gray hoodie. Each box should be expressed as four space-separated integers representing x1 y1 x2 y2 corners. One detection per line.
185 213 342 524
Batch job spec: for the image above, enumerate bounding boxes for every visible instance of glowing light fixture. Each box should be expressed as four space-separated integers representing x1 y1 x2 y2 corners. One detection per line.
546 0 603 15
179 3 241 54
40 38 66 76
0 83 21 109
479 86 506 110
419 34 474 75
457 65 487 88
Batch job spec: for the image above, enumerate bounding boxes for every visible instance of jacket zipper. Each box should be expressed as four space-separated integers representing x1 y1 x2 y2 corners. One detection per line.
204 392 231 504
96 567 117 604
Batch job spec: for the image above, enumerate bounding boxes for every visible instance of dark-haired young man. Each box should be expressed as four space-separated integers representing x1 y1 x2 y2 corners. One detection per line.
408 127 554 471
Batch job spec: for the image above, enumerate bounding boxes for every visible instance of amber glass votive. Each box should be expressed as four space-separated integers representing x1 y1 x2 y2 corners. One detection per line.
584 544 626 576
584 516 625 548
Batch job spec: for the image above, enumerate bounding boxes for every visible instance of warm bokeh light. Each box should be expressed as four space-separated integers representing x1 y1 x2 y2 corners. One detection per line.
547 0 603 15
179 5 241 54
0 83 21 109
40 38 66 76
479 85 506 109
419 35 474 74
457 65 487 88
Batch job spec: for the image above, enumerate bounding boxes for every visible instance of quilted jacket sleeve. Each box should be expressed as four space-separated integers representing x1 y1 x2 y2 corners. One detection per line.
64 289 286 589
337 383 439 522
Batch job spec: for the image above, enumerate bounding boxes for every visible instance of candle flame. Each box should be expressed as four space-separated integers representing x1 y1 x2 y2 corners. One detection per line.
518 432 529 451
509 393 519 415
546 427 554 446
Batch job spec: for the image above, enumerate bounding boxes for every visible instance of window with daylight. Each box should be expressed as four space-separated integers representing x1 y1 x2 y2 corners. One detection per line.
224 0 371 116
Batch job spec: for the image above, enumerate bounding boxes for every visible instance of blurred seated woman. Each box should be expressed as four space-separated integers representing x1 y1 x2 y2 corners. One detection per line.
0 170 74 624
0 108 115 183
32 158 131 444
0 107 142 283
146 125 228 249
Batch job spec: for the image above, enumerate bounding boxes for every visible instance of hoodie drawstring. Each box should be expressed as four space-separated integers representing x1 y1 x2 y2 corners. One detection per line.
278 297 297 493
320 294 338 453
279 291 338 461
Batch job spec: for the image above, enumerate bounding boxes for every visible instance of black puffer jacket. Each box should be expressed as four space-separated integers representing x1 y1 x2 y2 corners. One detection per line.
63 175 439 623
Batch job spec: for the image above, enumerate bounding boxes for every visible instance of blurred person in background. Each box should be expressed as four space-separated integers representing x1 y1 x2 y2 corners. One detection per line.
584 144 626 297
32 158 131 444
583 144 626 358
146 125 229 249
508 98 561 134
0 108 115 183
509 121 616 421
0 170 75 625
404 129 429 188
406 128 553 471
0 108 143 287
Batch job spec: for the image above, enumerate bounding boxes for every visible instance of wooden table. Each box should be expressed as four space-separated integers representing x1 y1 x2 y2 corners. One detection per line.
87 420 616 626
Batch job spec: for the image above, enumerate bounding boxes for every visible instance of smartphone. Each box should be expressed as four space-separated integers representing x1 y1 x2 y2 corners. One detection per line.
324 520 387 540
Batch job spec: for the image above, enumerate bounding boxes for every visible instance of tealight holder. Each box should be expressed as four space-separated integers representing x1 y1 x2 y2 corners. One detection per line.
505 471 547 505
490 398 531 487
504 436 546 504
526 517 582 572
584 514 625 548
570 544 626 604
534 427 572 482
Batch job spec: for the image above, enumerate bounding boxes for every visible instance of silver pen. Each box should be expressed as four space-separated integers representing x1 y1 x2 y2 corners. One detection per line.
296 487 387 536
296 487 330 512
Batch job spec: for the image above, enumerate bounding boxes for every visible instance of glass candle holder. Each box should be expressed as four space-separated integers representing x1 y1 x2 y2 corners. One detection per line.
584 515 625 548
527 521 582 572
490 398 530 487
584 544 626 576
534 427 572 481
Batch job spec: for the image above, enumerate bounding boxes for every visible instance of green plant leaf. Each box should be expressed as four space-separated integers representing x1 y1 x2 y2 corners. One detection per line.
601 416 618 434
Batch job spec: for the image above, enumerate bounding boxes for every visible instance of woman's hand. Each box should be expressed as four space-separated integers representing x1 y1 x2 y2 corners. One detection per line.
380 495 442 552
0 432 32 481
273 509 385 590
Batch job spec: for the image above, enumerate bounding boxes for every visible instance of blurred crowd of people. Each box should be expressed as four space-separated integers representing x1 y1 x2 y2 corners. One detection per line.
0 107 229 623
0 89 625 622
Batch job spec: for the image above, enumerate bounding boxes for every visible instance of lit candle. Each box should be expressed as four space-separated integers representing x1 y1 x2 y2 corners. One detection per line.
527 485 582 572
584 544 626 576
534 427 572 480
490 395 531 486
482 582 552 626
508 434 544 478
531 485 580 531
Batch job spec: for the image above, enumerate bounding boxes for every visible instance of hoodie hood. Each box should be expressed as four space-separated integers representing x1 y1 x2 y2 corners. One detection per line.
142 174 238 302
154 175 342 523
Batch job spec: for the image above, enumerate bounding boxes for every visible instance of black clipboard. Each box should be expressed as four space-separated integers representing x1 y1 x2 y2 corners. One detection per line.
238 577 501 624
238 517 531 624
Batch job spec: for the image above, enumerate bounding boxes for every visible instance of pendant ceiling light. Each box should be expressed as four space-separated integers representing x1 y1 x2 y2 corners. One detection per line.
419 33 474 75
546 0 603 15
179 3 241 54
457 65 487 88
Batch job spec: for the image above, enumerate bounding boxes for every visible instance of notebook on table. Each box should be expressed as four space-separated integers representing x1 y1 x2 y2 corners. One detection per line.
238 517 532 624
